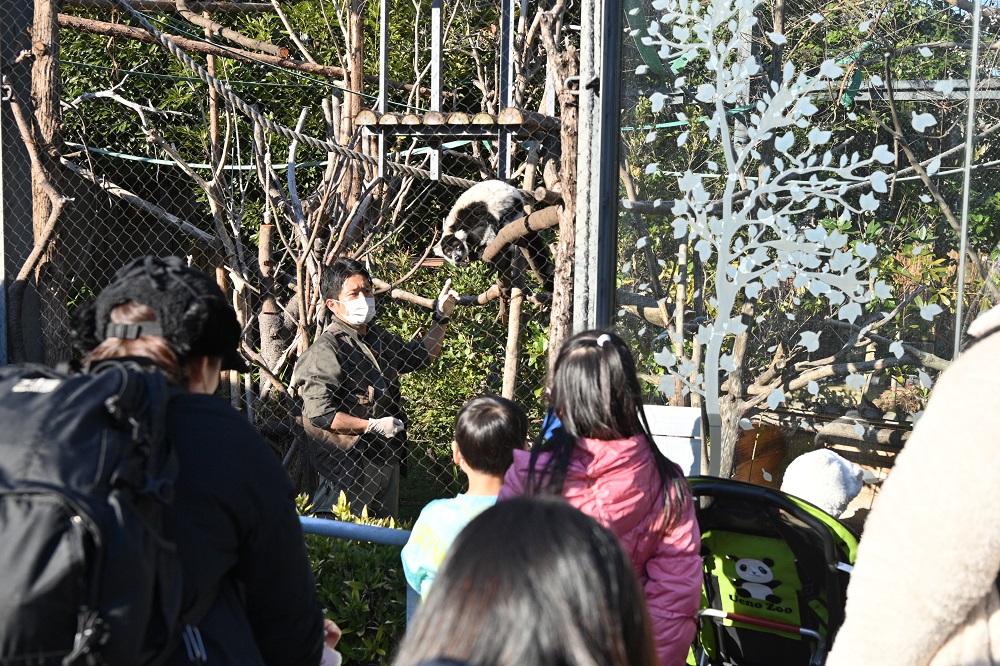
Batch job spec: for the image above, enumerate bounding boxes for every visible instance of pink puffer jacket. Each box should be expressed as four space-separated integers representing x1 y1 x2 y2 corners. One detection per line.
499 434 702 666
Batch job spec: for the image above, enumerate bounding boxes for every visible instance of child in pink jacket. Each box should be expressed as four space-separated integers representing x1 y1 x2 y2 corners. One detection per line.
499 330 702 666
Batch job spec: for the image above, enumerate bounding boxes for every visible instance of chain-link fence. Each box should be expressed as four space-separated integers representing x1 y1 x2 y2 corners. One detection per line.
1 0 556 523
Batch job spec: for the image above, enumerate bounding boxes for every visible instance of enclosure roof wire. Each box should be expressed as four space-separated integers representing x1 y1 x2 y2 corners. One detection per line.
133 9 432 113
65 138 476 168
617 157 1000 186
64 142 323 169
110 0 478 190
64 59 320 89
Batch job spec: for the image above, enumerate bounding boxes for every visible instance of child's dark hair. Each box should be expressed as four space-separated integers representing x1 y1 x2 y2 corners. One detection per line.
454 395 527 476
527 329 691 530
392 497 659 666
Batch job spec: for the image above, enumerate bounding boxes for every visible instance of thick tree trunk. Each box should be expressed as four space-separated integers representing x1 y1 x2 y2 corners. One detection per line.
31 0 73 365
542 20 579 373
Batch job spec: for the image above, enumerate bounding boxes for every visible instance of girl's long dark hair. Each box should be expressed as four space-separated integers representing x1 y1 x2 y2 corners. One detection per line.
392 497 659 666
526 329 691 530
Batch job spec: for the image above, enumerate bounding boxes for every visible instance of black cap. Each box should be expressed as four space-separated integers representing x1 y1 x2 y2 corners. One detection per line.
88 256 250 372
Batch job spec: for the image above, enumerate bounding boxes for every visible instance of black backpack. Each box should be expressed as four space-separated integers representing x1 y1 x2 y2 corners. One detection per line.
0 360 184 665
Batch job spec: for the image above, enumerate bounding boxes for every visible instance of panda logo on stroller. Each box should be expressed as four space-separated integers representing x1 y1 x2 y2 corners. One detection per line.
731 556 782 604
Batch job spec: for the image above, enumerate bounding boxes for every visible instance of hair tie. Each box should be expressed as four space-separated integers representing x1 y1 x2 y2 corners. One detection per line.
596 334 611 348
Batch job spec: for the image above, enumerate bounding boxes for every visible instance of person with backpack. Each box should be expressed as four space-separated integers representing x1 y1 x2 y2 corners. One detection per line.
62 255 331 665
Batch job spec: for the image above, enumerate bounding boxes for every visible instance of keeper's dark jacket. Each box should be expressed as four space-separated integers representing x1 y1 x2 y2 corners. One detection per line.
290 317 430 478
162 392 324 666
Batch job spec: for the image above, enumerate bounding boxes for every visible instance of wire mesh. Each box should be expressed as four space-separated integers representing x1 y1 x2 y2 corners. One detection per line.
1 0 555 523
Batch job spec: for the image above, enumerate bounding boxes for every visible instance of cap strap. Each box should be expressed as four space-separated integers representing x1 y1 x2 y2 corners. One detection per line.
105 321 163 340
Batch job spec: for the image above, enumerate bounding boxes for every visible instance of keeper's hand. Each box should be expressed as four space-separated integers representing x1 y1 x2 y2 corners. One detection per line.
366 416 405 437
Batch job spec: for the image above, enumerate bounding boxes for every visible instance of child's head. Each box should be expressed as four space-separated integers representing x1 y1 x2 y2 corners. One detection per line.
550 330 643 441
392 497 659 666
454 395 528 476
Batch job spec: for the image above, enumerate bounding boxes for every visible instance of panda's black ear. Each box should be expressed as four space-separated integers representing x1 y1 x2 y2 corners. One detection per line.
763 558 774 567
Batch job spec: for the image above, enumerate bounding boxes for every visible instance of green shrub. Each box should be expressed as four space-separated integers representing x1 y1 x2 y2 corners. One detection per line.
300 494 411 665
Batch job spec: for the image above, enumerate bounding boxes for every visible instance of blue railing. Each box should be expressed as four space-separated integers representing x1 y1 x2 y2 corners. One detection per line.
299 516 411 546
299 517 420 622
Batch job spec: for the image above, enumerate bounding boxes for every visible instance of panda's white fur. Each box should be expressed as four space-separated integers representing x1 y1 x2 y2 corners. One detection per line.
435 180 524 265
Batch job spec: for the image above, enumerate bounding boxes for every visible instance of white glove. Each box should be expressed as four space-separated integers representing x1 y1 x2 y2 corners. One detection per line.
366 416 405 437
320 646 342 666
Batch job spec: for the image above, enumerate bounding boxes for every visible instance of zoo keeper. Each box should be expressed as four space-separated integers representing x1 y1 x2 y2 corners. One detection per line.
291 258 458 519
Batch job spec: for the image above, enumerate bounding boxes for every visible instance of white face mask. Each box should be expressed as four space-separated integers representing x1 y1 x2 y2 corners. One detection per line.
337 296 376 326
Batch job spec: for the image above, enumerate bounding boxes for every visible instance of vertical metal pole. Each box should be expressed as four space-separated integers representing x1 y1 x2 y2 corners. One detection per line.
377 0 389 178
430 0 442 179
498 0 515 179
954 0 982 359
595 0 623 328
573 0 600 332
0 87 7 365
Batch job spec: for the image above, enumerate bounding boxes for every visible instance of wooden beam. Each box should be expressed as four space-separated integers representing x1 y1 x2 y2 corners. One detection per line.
498 106 559 131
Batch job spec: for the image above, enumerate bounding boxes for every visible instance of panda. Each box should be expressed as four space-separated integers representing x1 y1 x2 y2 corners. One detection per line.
731 556 782 603
435 180 524 265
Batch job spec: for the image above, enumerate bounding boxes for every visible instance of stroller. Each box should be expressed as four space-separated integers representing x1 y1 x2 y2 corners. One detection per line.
687 477 859 666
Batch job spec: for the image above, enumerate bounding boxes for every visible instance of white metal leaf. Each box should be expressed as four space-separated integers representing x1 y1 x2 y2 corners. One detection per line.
926 157 941 176
654 347 677 368
645 163 659 175
808 380 819 395
874 280 892 299
695 83 716 102
767 388 786 410
846 373 866 391
934 80 956 95
799 331 821 352
761 468 773 482
918 370 933 389
870 171 888 193
818 60 843 79
658 375 677 397
645 131 658 143
636 65 649 75
774 132 795 153
810 12 824 22
650 92 666 113
872 144 895 164
695 238 713 260
918 47 933 58
677 131 689 146
859 192 880 211
853 423 866 438
839 302 862 323
919 194 933 203
768 31 787 45
920 304 943 321
720 354 737 372
889 341 905 359
739 418 753 430
856 242 877 261
911 111 937 133
636 236 649 249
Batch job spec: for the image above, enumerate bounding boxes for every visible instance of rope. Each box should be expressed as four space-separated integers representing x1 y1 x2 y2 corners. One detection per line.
111 0 480 189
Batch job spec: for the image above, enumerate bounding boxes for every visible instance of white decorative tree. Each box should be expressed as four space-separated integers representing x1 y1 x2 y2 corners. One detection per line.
639 0 907 475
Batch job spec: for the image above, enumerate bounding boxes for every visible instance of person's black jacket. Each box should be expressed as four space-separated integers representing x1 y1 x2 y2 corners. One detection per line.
162 392 324 665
